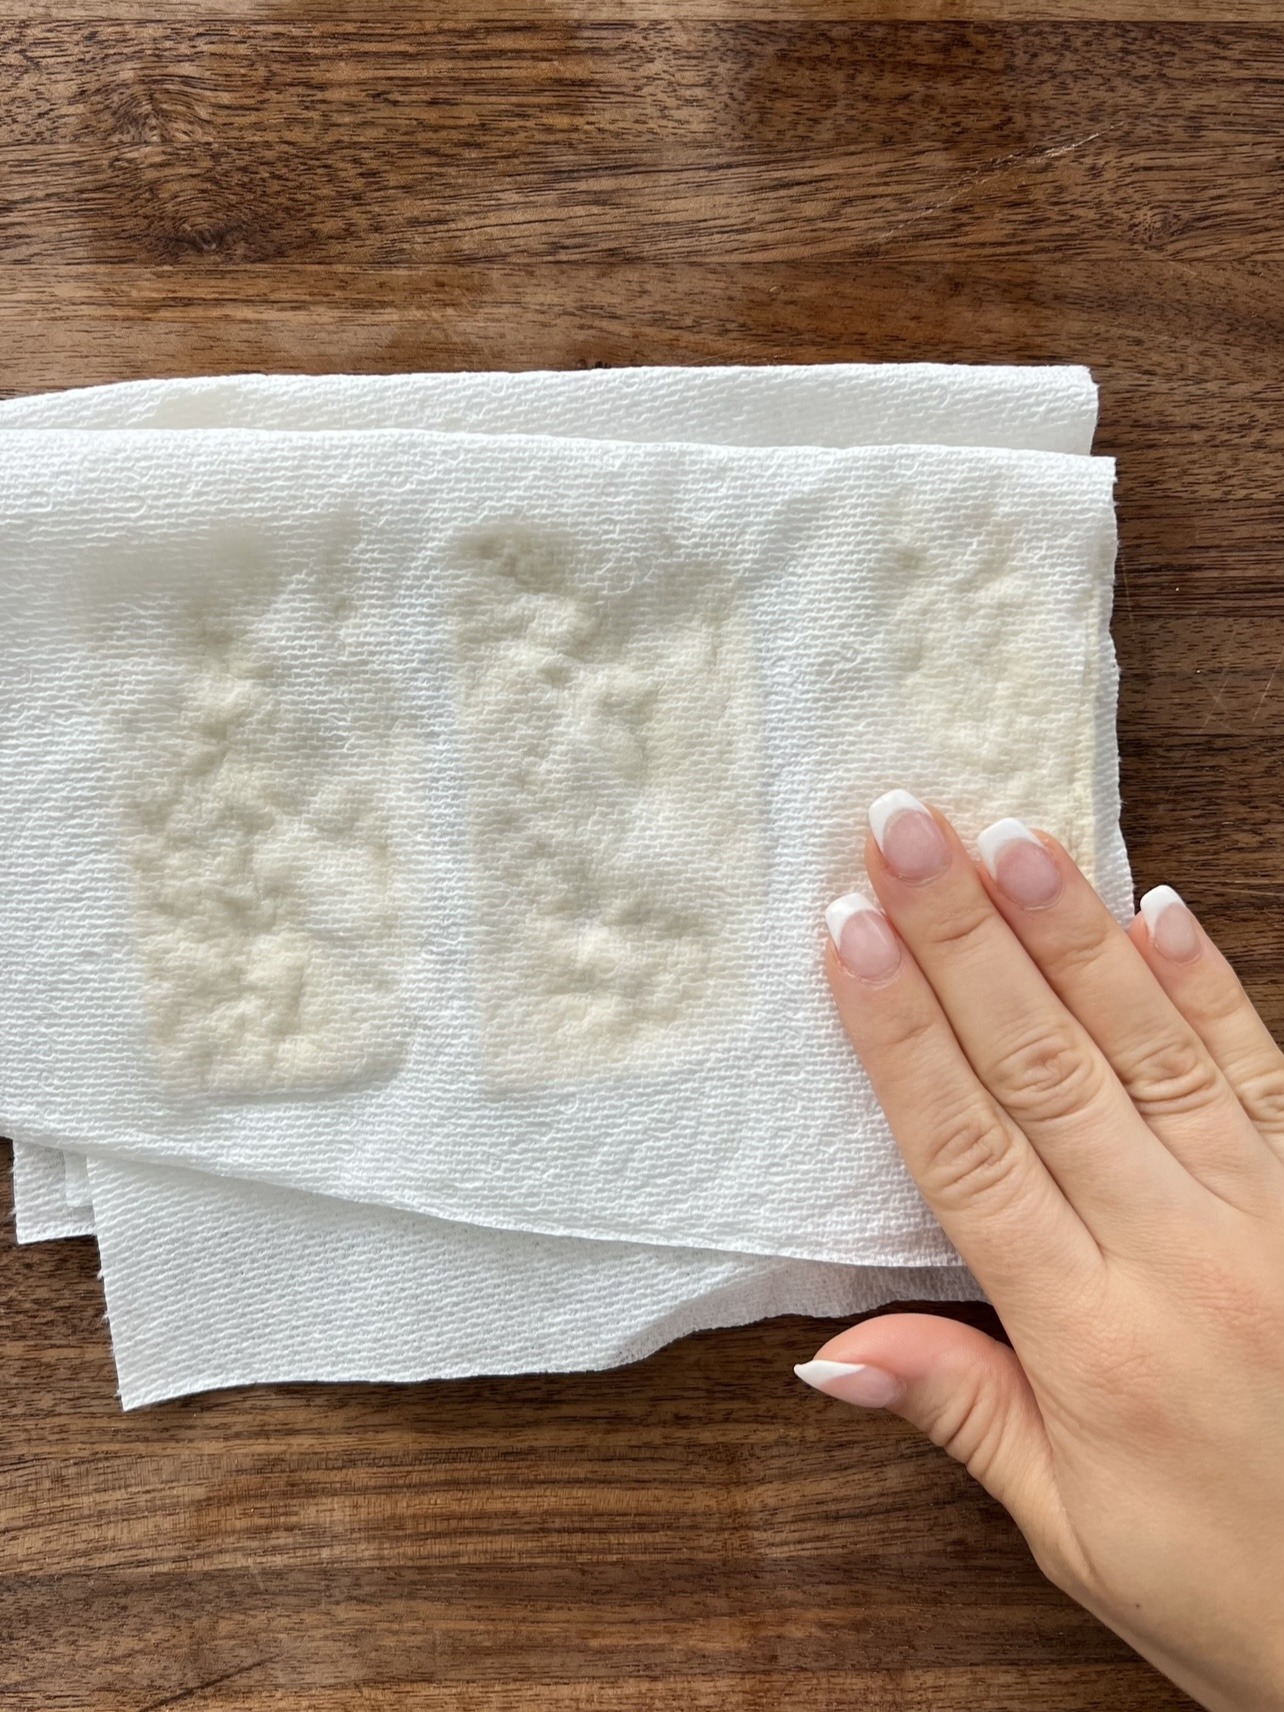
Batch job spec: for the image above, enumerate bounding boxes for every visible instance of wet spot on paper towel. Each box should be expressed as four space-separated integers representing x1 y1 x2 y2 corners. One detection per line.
450 523 765 1089
816 484 1103 895
81 519 410 1097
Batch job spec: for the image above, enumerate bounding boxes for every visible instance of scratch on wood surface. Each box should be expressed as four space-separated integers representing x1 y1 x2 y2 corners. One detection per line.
1116 542 1136 632
974 125 1126 193
136 1658 272 1712
1201 659 1234 732
1020 127 1120 166
1252 638 1284 723
863 123 1122 248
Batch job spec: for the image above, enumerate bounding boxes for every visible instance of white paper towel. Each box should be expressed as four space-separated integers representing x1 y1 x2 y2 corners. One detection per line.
10 1139 95 1242
83 1152 983 1409
0 362 1098 452
10 1132 980 1408
5 357 1102 1244
3 365 1107 1403
8 364 1100 1405
0 426 1124 1265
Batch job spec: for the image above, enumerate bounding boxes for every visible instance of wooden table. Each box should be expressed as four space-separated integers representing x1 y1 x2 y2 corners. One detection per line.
3 4 1281 1706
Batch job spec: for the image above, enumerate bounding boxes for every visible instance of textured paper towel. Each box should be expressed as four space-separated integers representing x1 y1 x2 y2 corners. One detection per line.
83 1152 982 1410
2 367 1097 1403
10 1133 977 1402
0 360 1116 1279
4 358 1101 1231
3 367 1062 1403
62 1150 93 1208
4 360 1098 1240
10 1140 95 1242
0 428 1123 1266
0 362 1097 452
8 1134 975 1404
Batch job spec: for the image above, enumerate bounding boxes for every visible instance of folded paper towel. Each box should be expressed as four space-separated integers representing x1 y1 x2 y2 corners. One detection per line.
2 364 1120 1405
83 1152 984 1410
11 1138 95 1242
0 361 1099 450
13 1133 980 1405
0 424 1123 1266
5 356 1102 1249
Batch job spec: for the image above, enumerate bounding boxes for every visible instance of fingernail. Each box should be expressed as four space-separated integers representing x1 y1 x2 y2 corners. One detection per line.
824 892 902 984
868 789 949 883
1139 885 1201 963
977 817 1063 909
794 1359 904 1409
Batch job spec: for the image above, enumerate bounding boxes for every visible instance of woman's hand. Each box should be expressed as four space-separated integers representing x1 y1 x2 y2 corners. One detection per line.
800 791 1284 1712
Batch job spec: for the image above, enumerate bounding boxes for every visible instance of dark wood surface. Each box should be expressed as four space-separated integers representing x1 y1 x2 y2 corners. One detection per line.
4 5 1281 1707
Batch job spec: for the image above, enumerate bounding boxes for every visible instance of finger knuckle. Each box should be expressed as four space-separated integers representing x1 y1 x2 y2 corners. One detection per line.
876 1005 941 1058
920 897 996 956
924 1371 1012 1486
1039 919 1115 983
1237 1063 1284 1132
1200 978 1251 1027
987 1027 1103 1126
1121 1033 1222 1119
923 1103 1030 1213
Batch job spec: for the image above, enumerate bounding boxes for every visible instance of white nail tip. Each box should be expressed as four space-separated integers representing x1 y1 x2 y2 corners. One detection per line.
794 1360 864 1390
824 892 882 949
868 788 928 850
1139 884 1185 935
976 816 1042 878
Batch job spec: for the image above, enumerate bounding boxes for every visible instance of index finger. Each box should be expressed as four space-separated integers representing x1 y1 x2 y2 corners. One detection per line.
823 893 1102 1316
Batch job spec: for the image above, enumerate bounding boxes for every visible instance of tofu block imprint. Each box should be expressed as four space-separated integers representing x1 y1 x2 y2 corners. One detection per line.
450 524 765 1087
83 520 410 1096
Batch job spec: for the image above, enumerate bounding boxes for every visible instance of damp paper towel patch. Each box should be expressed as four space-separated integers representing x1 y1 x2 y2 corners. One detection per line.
0 421 1122 1271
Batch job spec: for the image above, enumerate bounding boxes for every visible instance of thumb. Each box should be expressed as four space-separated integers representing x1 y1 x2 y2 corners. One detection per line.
796 1312 1061 1551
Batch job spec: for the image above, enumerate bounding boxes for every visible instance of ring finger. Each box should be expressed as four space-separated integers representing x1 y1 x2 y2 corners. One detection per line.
972 824 1277 1207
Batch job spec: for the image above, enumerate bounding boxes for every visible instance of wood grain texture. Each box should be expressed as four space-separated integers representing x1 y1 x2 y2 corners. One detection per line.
3 6 1279 1707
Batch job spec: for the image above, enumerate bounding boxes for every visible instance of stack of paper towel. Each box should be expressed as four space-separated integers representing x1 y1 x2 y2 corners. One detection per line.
0 364 1127 1409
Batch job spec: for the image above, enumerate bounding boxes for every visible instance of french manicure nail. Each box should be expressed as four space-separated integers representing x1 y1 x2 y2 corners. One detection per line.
824 893 902 984
868 789 949 884
977 817 1063 909
794 1359 904 1409
1139 885 1201 964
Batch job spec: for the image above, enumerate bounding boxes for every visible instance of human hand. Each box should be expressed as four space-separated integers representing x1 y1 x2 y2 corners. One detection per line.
798 792 1284 1712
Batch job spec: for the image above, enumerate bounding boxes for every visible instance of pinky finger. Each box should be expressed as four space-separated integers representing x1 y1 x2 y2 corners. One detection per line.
1132 887 1284 1158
